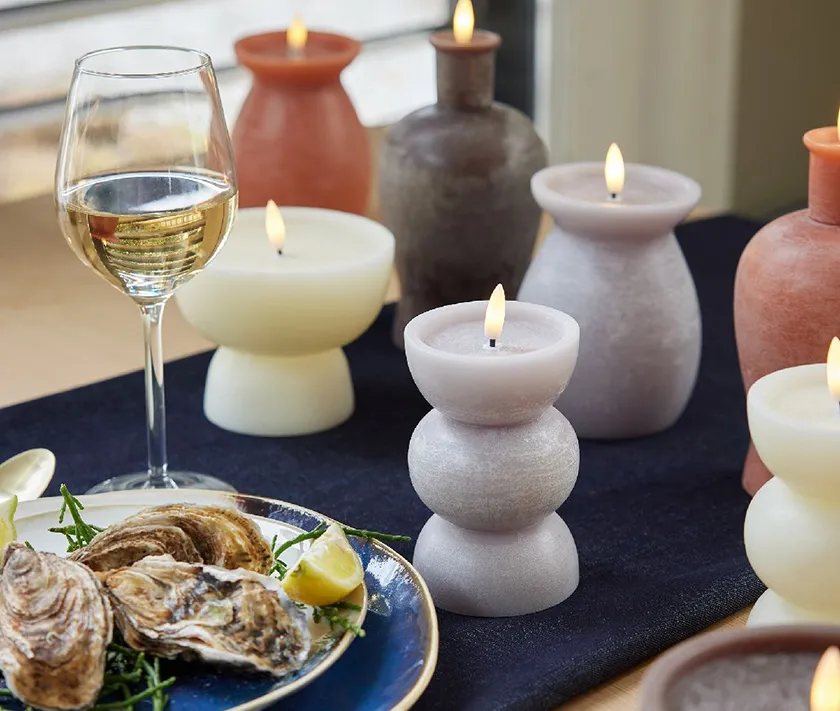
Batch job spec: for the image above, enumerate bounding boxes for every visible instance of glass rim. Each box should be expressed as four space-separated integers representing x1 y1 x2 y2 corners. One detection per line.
75 45 212 79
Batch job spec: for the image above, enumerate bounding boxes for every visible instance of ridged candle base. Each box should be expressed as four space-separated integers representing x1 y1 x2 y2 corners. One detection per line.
413 513 579 617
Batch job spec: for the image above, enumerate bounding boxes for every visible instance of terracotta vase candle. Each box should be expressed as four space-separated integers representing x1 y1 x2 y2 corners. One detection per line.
379 0 548 348
744 342 840 626
518 145 702 439
404 289 581 617
641 626 840 711
735 111 840 495
233 18 371 213
176 204 394 437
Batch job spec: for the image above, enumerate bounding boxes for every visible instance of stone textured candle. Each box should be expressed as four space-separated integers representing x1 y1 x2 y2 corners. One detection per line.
404 298 580 616
744 358 840 626
379 6 547 348
734 115 840 495
641 625 840 711
233 29 370 213
176 206 394 437
518 156 702 439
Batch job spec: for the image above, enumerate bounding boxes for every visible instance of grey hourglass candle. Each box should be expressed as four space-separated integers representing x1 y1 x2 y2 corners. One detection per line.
404 294 581 616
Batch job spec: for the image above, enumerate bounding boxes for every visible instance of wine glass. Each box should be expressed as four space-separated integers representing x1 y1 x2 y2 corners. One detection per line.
56 46 238 493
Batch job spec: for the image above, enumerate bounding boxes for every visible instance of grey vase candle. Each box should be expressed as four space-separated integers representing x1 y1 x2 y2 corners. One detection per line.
518 146 702 439
379 0 548 347
404 289 581 617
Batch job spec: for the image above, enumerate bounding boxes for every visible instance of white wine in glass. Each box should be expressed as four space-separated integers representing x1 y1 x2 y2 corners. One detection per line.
56 46 239 493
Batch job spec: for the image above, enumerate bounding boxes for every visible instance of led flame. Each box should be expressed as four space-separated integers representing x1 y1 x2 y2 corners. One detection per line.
484 284 506 343
265 200 286 253
605 142 625 197
828 338 840 402
453 0 475 44
812 647 840 711
288 14 308 54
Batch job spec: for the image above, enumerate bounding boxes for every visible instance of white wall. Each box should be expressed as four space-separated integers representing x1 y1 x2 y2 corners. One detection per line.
536 0 742 213
733 0 840 217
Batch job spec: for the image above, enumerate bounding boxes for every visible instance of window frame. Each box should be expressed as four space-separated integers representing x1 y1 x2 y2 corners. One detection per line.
0 0 537 120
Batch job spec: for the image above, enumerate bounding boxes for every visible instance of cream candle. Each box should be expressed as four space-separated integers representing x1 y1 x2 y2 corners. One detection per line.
518 144 702 440
405 291 581 616
176 205 394 436
745 339 840 626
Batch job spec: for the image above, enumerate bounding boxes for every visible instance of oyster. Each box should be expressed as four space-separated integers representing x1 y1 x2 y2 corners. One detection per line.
0 543 113 711
71 504 273 574
100 555 310 677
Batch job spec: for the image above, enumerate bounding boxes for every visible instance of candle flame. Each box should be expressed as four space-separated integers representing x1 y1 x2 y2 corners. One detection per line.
453 0 474 44
836 107 840 140
288 14 308 53
265 200 286 253
605 142 625 197
484 284 506 342
812 647 840 711
828 338 840 402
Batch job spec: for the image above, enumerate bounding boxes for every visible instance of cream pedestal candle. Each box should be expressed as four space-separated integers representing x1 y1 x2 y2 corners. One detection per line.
745 360 840 626
176 207 394 436
404 298 581 617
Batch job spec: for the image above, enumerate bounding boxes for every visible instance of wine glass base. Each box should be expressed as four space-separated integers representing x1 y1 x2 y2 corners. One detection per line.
85 471 237 494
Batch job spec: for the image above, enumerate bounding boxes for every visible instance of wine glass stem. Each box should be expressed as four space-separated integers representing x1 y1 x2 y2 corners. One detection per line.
141 302 174 489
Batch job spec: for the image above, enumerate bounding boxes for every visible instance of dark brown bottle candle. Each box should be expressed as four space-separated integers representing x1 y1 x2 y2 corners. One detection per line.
379 6 547 348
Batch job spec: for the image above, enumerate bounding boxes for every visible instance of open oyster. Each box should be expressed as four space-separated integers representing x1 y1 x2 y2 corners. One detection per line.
0 543 113 711
100 555 310 677
71 504 273 574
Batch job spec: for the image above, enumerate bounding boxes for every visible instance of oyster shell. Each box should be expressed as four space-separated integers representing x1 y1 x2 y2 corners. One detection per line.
100 555 310 677
71 504 273 574
0 543 113 711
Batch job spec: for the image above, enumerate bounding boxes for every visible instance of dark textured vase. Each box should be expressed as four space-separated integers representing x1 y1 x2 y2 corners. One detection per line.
379 30 548 347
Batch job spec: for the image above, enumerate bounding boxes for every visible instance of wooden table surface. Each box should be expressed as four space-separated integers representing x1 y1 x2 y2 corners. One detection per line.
0 192 750 710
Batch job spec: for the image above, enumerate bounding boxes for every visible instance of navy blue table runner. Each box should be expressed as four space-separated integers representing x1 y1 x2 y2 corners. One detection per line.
0 216 764 711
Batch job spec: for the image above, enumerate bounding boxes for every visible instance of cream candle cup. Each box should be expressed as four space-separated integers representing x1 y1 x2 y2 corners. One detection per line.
519 159 702 440
404 299 581 616
176 207 394 436
745 362 840 626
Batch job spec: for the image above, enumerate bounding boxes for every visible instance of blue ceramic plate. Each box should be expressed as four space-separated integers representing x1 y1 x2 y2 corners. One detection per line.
14 490 439 711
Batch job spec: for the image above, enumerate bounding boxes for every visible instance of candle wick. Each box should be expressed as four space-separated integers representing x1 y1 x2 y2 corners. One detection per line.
610 193 618 201
489 338 496 348
277 249 283 256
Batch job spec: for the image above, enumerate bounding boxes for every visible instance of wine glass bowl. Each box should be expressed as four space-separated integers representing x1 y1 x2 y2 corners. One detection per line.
55 46 238 493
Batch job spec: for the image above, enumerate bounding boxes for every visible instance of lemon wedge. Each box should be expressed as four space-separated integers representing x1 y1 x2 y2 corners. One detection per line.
0 495 18 551
281 523 364 606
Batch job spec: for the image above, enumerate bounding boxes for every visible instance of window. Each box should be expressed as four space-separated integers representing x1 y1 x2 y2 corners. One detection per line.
0 0 540 203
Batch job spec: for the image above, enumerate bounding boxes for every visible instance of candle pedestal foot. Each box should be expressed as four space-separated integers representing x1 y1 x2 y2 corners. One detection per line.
203 347 353 437
413 513 579 617
748 590 840 627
